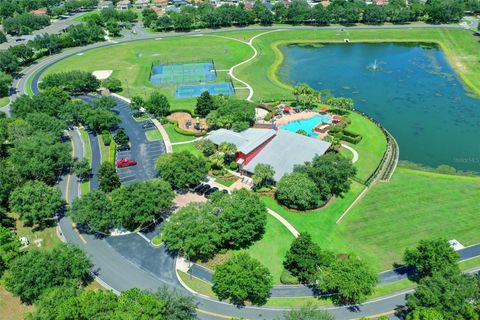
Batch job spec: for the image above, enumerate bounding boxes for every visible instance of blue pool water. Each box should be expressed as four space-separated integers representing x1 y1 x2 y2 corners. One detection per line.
280 115 331 137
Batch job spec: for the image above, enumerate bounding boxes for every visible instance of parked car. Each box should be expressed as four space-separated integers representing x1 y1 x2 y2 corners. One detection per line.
142 121 155 129
116 157 137 167
197 184 211 195
205 187 219 198
192 184 204 193
116 143 130 151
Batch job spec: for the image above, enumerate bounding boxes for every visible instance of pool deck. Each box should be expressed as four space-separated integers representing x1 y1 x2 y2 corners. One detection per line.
274 111 320 127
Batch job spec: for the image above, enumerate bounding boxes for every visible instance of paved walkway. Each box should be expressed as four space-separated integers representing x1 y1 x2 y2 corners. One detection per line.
341 143 359 163
267 208 299 238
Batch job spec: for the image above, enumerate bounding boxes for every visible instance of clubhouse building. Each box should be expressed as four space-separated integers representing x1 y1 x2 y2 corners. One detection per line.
207 128 331 181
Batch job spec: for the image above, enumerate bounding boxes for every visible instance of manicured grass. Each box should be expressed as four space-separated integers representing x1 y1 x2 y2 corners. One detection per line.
247 214 295 284
0 96 9 108
9 213 62 251
98 135 116 164
459 256 480 271
42 36 253 111
177 271 216 298
79 128 92 195
151 234 162 246
213 175 237 187
172 143 204 158
345 112 387 182
236 28 480 99
163 123 197 143
145 129 162 141
133 113 150 122
264 168 480 272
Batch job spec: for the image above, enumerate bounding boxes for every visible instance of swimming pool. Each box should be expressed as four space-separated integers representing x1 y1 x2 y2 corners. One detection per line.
280 115 331 137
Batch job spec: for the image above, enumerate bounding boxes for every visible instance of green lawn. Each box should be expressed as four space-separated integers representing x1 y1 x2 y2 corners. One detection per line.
42 36 253 111
145 129 162 141
345 112 387 182
163 123 198 143
98 134 116 164
79 129 92 195
177 271 216 297
213 175 237 187
247 214 295 284
0 96 9 108
264 168 480 272
172 142 204 158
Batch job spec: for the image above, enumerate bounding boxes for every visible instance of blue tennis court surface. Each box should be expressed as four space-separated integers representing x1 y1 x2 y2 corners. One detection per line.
175 83 234 98
150 62 216 85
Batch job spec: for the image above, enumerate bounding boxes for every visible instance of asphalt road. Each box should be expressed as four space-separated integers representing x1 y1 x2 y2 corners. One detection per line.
17 24 480 320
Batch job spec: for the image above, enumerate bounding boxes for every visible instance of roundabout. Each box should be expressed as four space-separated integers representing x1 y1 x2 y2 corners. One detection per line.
15 25 480 320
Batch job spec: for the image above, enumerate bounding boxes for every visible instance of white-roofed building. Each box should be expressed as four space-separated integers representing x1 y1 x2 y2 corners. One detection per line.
206 128 331 181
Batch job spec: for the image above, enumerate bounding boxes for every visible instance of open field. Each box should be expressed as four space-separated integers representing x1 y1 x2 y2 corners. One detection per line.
264 168 480 272
42 36 253 111
247 214 295 284
0 286 33 320
172 143 204 158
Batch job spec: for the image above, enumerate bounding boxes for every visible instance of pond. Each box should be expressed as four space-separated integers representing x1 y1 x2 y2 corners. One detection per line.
279 43 480 172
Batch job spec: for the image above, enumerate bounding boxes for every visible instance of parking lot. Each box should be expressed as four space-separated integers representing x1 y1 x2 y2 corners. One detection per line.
111 97 166 184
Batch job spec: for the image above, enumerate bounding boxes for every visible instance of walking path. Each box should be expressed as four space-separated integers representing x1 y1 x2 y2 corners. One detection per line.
214 30 283 102
341 144 359 163
267 208 299 238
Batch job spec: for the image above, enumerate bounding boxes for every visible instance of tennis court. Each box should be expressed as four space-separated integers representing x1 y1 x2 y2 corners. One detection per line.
175 83 234 98
150 62 216 85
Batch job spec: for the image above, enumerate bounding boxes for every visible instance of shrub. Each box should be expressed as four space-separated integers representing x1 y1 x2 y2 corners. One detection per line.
229 162 238 170
101 131 111 146
101 78 122 92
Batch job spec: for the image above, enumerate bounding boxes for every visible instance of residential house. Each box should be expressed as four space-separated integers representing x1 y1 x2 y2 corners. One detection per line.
98 1 114 9
116 0 131 9
135 0 151 9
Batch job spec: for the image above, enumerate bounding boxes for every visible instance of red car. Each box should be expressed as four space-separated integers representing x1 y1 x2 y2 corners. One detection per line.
116 157 137 167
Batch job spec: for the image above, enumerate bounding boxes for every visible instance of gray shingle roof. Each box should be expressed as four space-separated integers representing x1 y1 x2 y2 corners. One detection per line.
243 129 331 181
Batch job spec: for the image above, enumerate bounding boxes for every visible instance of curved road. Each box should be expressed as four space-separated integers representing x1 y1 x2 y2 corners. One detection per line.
16 24 480 320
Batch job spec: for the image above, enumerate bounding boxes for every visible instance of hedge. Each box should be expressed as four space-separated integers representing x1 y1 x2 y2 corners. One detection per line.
341 134 362 144
165 118 206 137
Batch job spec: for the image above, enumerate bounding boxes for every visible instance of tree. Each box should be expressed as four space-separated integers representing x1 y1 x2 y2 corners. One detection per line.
284 233 334 284
281 304 335 320
130 96 145 110
252 163 275 190
318 256 378 305
27 282 81 320
10 133 71 184
276 172 321 210
39 70 101 94
312 5 331 25
195 91 215 116
114 128 129 146
0 51 19 75
425 0 463 24
97 162 121 193
9 181 63 226
156 151 208 189
147 92 170 117
0 71 12 97
296 152 356 199
363 5 387 24
102 77 122 92
4 244 92 304
212 252 273 305
326 97 354 112
110 179 174 231
195 139 217 157
84 106 120 132
286 0 311 24
406 308 445 320
0 31 6 44
162 203 221 261
293 84 318 107
25 112 66 138
214 189 267 249
403 239 459 281
0 226 21 276
407 269 480 320
0 161 22 210
154 287 197 320
206 97 255 132
70 190 113 233
73 158 91 182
